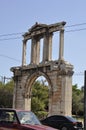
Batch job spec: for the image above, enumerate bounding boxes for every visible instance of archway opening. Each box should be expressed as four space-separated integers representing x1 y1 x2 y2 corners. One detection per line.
31 76 49 119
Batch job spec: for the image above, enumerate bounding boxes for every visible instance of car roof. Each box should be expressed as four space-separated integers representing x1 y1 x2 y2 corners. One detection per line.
0 108 30 112
47 115 66 118
44 115 77 122
0 108 16 111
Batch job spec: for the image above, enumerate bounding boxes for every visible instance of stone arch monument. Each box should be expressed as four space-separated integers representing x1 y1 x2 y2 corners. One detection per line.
11 21 74 116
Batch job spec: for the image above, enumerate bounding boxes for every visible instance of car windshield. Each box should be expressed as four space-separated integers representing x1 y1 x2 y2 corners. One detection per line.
66 116 77 122
17 111 41 125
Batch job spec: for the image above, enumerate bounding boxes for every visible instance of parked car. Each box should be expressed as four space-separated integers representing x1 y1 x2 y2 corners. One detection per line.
40 115 83 130
0 108 57 130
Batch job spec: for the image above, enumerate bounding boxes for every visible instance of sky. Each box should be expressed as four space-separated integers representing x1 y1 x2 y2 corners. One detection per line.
0 0 86 88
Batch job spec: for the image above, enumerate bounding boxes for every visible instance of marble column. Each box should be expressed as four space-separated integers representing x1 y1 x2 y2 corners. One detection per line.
36 38 40 64
48 33 53 61
43 34 49 62
31 38 36 64
59 29 64 60
22 40 27 66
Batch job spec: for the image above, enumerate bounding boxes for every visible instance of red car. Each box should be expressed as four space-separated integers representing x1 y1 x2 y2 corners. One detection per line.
0 108 57 130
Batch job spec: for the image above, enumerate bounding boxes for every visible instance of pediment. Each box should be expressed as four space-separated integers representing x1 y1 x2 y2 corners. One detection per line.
23 21 66 38
29 22 48 32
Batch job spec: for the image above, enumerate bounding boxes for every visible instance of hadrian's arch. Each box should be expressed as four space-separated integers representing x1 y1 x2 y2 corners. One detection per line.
23 71 52 111
11 21 74 116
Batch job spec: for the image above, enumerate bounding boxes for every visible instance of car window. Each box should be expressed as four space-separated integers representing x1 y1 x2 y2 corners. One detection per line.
0 110 18 123
66 116 77 122
58 116 68 121
47 116 65 121
45 116 56 121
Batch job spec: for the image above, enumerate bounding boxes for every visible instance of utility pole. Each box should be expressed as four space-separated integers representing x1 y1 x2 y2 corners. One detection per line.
3 76 12 84
0 76 11 84
84 70 86 130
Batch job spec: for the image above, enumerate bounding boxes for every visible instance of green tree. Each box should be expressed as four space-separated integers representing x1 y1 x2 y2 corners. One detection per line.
0 80 14 108
72 84 84 116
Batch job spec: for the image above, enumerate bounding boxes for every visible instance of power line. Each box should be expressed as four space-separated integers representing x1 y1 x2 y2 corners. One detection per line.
0 36 22 41
0 22 86 66
65 28 86 33
0 28 86 41
0 54 21 62
0 32 24 37
65 22 86 28
0 22 86 41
